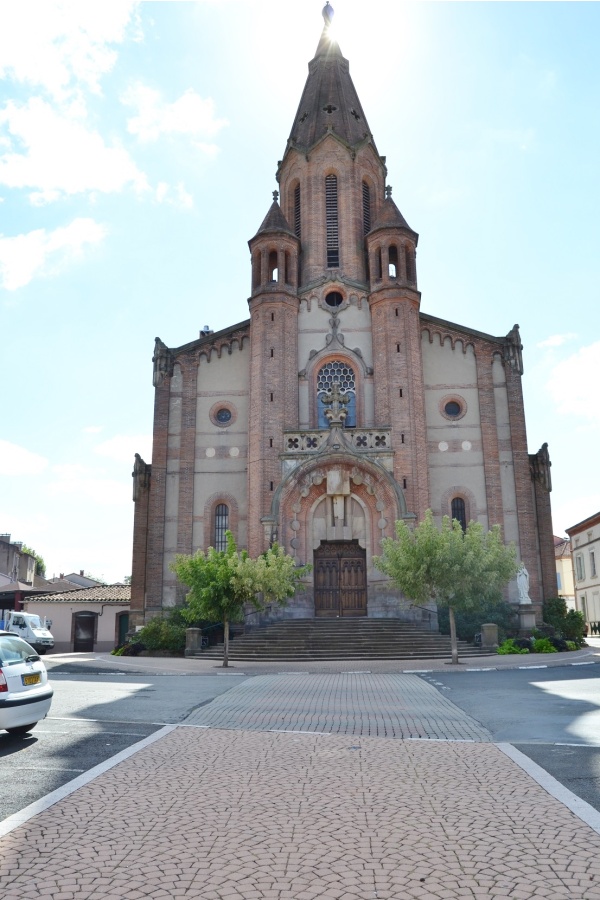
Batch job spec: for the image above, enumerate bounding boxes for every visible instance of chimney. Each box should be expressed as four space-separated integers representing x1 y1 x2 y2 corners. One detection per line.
80 569 84 576
59 573 64 579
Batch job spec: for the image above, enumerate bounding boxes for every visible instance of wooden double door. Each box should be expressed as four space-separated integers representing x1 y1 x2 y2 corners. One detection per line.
314 541 367 617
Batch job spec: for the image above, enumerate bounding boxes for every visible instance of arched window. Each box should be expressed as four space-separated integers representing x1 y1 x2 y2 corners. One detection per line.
388 244 398 278
214 504 229 551
451 497 467 533
362 181 371 235
325 175 339 267
316 360 356 428
268 250 278 282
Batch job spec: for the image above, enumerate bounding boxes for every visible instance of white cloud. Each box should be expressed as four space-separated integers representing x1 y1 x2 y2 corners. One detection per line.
83 426 103 434
547 341 600 423
155 181 194 209
0 217 107 290
94 434 152 464
0 1 141 102
537 333 577 349
0 440 48 476
0 98 148 201
123 82 227 150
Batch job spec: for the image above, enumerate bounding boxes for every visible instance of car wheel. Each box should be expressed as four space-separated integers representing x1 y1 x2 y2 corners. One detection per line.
37 648 47 656
6 723 37 736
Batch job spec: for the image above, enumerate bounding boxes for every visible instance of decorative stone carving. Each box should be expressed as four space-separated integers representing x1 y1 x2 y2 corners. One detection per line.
503 324 524 375
132 453 151 502
529 442 552 493
152 337 174 387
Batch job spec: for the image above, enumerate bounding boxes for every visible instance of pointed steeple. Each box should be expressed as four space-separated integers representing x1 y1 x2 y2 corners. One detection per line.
287 4 374 153
369 188 418 241
250 192 296 242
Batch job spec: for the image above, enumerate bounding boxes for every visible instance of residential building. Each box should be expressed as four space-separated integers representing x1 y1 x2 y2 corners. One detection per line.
0 534 36 585
566 512 600 628
24 585 131 653
554 536 575 611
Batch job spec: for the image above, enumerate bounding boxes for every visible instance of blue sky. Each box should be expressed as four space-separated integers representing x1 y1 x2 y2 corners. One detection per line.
1 1 599 583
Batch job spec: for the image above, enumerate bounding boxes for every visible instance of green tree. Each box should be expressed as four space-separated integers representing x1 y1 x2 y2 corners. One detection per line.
21 545 46 578
171 532 309 667
543 597 586 645
374 510 518 664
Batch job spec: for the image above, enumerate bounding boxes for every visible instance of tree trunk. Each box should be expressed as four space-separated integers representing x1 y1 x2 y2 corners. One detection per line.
222 616 229 668
449 606 459 665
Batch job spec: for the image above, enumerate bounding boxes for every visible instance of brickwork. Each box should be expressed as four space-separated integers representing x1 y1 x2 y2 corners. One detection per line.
475 345 505 530
144 375 171 613
279 138 385 288
247 292 299 557
176 356 199 558
129 459 150 629
533 475 556 603
505 361 543 620
370 285 429 522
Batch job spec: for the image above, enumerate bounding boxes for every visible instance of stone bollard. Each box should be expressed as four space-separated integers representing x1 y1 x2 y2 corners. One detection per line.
480 623 499 650
185 627 203 657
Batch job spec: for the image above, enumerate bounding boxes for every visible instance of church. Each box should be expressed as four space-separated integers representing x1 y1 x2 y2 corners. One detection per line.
130 4 555 633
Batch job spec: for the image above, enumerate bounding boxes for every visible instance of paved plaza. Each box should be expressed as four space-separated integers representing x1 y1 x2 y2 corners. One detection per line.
3 670 600 898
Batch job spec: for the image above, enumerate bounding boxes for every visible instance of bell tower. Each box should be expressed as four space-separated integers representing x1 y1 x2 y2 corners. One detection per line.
246 193 300 556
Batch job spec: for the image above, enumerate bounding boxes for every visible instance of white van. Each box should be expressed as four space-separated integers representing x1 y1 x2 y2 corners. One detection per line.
1 612 55 655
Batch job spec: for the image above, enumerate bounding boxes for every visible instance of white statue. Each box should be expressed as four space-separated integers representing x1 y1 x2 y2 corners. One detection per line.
517 563 532 605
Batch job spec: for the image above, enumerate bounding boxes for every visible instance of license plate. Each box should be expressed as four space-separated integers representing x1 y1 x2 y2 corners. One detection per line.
22 673 41 686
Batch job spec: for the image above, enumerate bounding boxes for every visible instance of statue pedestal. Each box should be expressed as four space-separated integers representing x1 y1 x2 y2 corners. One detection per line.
518 606 537 633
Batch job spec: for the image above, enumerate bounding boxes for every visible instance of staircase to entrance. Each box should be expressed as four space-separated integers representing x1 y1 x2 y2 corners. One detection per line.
195 618 491 661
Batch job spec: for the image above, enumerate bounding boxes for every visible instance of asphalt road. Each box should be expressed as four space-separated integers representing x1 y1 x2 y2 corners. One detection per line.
0 671 247 821
425 663 600 811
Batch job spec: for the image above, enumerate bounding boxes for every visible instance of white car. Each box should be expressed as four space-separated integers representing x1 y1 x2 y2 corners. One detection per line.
0 631 53 736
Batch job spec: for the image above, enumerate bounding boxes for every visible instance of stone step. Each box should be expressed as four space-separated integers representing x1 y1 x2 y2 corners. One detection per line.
192 618 493 661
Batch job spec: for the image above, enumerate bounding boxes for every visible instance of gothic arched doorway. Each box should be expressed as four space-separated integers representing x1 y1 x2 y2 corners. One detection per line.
314 540 367 617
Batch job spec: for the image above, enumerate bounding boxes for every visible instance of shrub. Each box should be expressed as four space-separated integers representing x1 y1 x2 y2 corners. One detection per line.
549 637 568 652
438 598 518 643
563 610 586 645
513 637 533 650
566 641 578 651
497 638 529 655
543 597 568 633
532 637 557 654
134 616 187 654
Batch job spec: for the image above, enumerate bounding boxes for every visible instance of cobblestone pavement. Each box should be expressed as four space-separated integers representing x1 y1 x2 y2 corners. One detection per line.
3 672 600 898
183 673 491 741
2 727 600 899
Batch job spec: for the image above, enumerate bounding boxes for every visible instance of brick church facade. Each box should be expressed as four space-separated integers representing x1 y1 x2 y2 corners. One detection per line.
130 5 555 632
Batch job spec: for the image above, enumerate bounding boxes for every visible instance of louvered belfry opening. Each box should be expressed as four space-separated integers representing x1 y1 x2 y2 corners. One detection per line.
325 174 339 267
362 181 371 235
294 184 301 239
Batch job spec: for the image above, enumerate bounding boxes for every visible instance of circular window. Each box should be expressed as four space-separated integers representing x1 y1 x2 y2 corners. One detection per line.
325 291 343 308
439 395 467 421
209 402 237 428
444 401 461 418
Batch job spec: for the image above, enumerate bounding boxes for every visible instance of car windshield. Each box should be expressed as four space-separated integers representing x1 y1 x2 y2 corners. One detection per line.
0 635 39 666
27 615 43 629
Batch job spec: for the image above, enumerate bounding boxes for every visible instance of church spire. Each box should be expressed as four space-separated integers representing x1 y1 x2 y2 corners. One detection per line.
286 3 374 153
